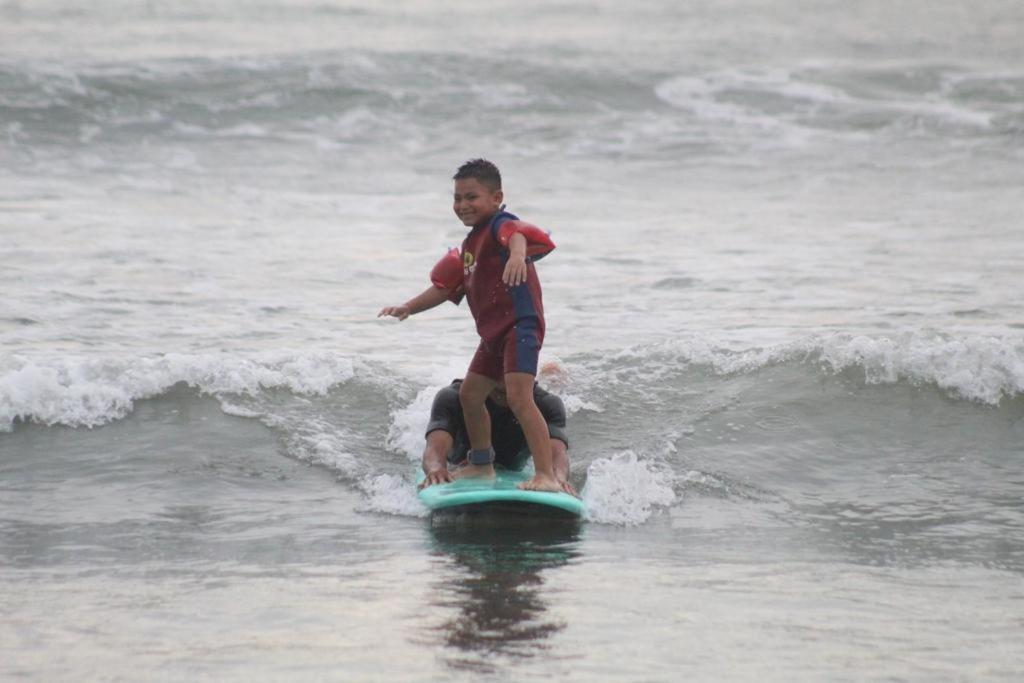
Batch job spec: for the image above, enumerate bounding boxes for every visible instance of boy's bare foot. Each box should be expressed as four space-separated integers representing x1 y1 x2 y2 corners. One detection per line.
451 463 496 481
518 473 564 493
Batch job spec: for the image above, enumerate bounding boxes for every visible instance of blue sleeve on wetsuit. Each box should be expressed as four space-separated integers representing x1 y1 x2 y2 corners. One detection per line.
489 210 519 245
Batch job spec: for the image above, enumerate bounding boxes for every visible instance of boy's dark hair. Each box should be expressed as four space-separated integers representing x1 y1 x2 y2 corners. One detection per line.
453 159 502 191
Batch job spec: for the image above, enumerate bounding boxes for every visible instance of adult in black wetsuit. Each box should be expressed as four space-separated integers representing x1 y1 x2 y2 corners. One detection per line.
420 379 576 496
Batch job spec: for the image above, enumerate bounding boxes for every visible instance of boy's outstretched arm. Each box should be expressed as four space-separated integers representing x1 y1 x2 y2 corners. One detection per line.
380 248 464 320
378 285 452 321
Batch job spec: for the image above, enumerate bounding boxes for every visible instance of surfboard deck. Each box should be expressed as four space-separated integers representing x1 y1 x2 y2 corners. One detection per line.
417 467 585 519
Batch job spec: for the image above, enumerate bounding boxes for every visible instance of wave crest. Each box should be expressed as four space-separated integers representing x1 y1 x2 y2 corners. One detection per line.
606 332 1024 406
0 351 358 431
582 452 677 525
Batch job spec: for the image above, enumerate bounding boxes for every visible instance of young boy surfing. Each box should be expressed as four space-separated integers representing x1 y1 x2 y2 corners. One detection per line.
418 379 576 496
378 159 566 493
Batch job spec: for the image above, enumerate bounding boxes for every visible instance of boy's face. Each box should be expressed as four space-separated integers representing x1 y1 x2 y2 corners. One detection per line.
453 177 503 227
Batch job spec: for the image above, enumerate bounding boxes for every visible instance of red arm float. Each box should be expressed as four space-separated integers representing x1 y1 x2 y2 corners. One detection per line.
429 247 465 303
496 220 555 258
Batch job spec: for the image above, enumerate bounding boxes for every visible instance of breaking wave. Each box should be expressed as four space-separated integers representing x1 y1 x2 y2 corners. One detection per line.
2 332 1019 434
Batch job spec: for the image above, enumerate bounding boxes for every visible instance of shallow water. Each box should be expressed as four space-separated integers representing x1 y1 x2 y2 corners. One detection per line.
3 0 1024 680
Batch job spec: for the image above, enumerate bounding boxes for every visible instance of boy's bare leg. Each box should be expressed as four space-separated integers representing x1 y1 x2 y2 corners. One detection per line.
505 372 562 492
456 372 497 480
550 439 577 496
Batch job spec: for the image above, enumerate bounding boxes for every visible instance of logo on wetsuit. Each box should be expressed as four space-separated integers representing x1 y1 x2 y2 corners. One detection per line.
463 251 477 276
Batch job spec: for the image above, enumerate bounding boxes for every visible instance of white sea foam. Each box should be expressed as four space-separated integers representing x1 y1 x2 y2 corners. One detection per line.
0 351 359 432
385 383 439 462
610 332 1024 405
656 67 853 112
560 394 604 416
218 400 263 419
214 124 270 138
538 357 604 416
3 332 1019 435
655 74 783 129
281 425 360 474
359 473 428 518
655 66 996 133
815 334 1024 405
582 451 677 525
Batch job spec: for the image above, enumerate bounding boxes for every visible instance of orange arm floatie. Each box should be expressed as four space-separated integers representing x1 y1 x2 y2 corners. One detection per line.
496 220 555 258
429 248 464 302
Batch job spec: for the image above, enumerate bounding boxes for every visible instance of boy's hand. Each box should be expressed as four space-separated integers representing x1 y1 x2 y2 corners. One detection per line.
502 254 528 287
378 305 411 321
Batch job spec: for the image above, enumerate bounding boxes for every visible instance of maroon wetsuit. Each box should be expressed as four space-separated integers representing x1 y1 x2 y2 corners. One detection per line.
452 210 551 381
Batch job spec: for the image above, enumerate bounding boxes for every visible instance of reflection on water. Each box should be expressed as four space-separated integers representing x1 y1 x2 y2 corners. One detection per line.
423 512 582 673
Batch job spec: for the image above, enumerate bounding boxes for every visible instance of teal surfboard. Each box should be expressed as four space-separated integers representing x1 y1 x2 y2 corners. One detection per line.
417 468 585 519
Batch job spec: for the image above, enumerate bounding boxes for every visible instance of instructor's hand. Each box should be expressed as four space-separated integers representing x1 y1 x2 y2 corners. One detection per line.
419 468 453 489
378 304 411 321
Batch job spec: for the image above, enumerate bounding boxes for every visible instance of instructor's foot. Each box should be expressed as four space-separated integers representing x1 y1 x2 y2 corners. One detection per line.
518 473 563 493
451 463 495 481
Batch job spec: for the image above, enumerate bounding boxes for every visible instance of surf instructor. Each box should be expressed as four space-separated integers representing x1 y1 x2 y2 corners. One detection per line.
420 379 577 496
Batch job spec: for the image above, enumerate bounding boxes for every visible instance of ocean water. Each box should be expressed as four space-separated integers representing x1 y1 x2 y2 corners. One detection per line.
2 0 1024 680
